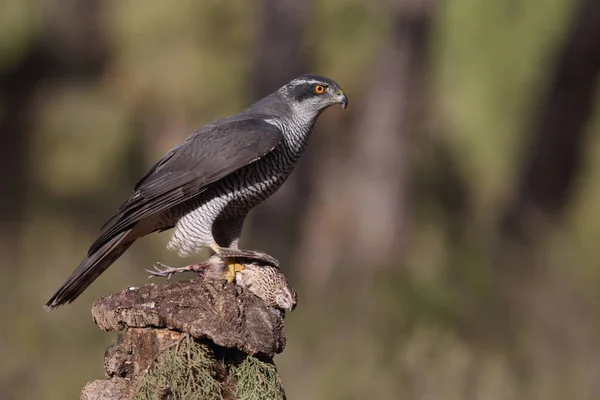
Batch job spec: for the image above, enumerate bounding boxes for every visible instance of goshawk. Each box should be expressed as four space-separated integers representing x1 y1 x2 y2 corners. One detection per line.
47 74 347 308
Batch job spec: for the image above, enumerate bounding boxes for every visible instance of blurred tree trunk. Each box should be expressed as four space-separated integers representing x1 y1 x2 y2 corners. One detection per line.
0 0 108 278
296 0 437 292
245 0 312 264
0 53 36 279
501 0 600 243
251 0 310 99
483 0 600 372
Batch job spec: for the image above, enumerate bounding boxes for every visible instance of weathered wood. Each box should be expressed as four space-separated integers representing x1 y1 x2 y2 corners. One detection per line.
81 278 289 399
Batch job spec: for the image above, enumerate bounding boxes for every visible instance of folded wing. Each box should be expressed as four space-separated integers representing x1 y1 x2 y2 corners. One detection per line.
89 116 283 255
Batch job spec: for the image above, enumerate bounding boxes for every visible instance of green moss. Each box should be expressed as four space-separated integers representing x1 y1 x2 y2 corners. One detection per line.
133 335 285 399
230 355 285 400
134 335 222 400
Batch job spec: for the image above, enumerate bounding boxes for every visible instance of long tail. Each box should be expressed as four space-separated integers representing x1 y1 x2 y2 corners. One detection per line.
46 229 134 309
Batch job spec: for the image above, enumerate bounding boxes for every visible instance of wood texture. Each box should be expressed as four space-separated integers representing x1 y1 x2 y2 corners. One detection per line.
81 279 289 399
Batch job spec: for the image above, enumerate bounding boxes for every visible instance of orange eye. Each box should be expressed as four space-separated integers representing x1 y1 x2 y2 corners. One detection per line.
313 84 325 94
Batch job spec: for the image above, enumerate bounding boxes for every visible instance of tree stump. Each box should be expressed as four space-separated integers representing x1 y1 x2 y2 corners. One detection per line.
80 279 289 399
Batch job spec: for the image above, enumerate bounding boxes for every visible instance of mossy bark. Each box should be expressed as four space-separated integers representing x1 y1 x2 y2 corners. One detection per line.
80 279 288 400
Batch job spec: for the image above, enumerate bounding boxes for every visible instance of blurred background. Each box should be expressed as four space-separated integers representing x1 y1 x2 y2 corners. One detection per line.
1 0 600 398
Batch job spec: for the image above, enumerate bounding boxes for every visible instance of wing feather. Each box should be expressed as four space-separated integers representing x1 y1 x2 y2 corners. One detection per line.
90 116 283 255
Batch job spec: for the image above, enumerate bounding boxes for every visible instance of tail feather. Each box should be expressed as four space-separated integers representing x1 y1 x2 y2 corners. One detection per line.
46 230 134 309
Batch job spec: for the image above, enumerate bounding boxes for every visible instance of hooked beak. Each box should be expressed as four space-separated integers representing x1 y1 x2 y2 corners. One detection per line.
334 89 348 109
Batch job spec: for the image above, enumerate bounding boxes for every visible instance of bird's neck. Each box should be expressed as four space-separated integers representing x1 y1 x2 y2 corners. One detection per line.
286 100 322 132
245 91 320 151
277 110 318 153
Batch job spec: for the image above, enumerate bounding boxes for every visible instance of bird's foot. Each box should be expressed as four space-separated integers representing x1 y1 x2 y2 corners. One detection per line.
146 262 206 280
223 260 245 283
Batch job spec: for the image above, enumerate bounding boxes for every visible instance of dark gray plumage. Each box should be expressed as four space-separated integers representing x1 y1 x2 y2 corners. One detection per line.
47 74 347 308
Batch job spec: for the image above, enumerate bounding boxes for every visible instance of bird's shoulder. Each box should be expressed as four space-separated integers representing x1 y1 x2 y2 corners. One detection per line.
182 114 284 156
131 114 284 195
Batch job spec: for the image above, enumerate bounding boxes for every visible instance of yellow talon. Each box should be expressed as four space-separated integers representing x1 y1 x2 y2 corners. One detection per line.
224 260 244 282
209 244 244 282
226 263 236 282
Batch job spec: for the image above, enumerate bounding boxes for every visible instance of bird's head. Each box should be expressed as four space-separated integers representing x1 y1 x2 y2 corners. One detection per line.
283 74 348 114
275 286 298 312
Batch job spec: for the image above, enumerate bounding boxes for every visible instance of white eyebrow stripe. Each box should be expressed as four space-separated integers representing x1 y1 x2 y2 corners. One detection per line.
291 78 325 86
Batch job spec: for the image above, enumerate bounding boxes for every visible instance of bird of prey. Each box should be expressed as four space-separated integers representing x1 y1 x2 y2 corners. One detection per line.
46 74 347 309
148 250 297 312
